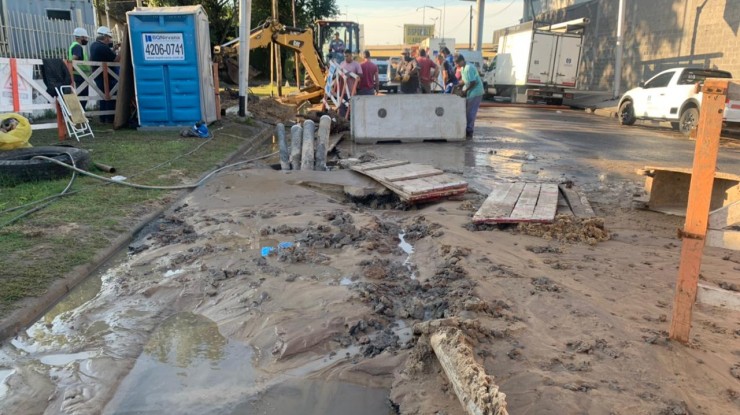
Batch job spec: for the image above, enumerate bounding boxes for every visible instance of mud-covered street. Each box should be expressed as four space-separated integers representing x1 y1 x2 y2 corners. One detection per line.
2 108 740 415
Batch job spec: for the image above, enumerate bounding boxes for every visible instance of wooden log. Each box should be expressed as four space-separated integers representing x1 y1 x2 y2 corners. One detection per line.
301 119 315 171
315 115 331 171
276 123 290 170
290 124 302 170
669 79 728 343
430 327 508 415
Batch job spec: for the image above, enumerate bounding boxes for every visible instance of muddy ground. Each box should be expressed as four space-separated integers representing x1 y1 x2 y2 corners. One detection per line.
1 163 738 414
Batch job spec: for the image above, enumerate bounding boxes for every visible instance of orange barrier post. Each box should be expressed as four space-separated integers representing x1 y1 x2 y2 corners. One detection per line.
668 79 730 343
213 62 221 120
103 63 110 100
9 58 20 112
56 101 67 141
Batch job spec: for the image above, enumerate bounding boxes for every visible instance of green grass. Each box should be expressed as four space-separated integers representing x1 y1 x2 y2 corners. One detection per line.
0 120 267 317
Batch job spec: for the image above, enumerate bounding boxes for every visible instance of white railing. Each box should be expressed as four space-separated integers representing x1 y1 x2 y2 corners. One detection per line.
0 11 122 59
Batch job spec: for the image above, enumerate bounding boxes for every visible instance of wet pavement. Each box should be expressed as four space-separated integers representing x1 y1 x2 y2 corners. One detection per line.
2 106 740 414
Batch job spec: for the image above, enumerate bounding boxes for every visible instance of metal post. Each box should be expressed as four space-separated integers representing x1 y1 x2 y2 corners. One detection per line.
442 0 446 39
272 0 283 96
475 0 485 52
238 0 252 117
614 0 626 98
469 5 473 50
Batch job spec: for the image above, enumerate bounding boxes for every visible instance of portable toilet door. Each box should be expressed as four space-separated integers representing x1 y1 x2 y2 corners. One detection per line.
127 6 216 128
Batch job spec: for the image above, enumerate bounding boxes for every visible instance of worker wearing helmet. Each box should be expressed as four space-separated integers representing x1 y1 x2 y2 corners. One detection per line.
90 26 120 123
69 27 90 109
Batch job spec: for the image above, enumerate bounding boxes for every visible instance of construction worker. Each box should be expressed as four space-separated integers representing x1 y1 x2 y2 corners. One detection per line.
358 50 379 95
440 47 458 93
329 33 345 62
90 26 120 123
456 54 484 138
398 49 419 94
338 49 362 117
68 27 90 109
416 49 438 94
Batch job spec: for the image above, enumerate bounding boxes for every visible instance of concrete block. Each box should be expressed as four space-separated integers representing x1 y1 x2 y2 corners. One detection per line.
350 95 466 144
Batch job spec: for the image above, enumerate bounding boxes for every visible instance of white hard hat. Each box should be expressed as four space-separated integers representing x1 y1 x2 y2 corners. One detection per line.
97 26 112 36
73 27 89 38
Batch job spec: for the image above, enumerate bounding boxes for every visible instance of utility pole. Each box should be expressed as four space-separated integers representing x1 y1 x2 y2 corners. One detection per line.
475 0 484 52
614 0 626 98
238 0 252 117
468 5 473 50
292 0 300 89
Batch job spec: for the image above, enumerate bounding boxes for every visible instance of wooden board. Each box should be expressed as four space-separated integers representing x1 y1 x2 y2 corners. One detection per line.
351 159 467 203
639 165 740 182
473 182 559 224
559 185 595 218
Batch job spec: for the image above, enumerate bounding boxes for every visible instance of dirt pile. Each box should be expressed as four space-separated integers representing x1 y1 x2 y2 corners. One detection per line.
517 215 610 244
247 98 296 124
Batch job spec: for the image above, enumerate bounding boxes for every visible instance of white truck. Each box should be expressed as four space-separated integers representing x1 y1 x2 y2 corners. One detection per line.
485 20 584 105
618 67 740 136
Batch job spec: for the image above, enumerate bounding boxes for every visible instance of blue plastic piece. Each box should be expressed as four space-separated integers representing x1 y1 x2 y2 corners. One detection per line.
260 247 275 257
278 242 294 249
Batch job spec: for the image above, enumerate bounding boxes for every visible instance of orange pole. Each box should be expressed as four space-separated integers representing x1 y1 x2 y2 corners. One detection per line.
668 79 729 343
56 101 67 141
9 58 20 112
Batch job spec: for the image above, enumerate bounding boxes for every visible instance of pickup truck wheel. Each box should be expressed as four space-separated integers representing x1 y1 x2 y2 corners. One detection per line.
619 101 636 125
679 107 699 136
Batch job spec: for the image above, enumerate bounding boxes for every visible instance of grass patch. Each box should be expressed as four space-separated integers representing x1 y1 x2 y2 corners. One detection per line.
0 120 269 317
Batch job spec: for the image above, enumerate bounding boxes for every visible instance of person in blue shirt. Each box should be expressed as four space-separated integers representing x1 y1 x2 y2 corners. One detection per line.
89 26 119 123
455 54 484 138
441 47 458 93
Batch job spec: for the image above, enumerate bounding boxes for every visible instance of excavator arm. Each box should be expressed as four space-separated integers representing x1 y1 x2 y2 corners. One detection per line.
249 20 326 90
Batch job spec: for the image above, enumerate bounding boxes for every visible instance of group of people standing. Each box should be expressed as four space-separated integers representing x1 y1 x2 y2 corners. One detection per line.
68 26 120 123
394 46 484 138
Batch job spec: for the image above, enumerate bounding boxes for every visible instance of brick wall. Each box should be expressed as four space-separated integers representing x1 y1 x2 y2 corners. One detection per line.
534 0 740 92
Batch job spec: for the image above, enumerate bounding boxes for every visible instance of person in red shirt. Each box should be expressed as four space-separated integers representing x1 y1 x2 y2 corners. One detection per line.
416 49 439 94
358 50 379 95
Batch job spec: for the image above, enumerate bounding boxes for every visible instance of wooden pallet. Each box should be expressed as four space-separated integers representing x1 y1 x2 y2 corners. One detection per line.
351 159 467 202
473 182 594 224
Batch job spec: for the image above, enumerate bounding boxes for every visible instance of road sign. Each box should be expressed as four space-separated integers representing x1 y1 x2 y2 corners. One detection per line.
403 24 435 45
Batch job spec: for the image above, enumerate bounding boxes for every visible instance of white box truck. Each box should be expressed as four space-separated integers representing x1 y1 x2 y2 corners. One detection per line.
486 19 586 105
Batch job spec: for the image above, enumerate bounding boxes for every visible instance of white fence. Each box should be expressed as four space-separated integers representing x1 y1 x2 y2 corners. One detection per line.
0 11 122 59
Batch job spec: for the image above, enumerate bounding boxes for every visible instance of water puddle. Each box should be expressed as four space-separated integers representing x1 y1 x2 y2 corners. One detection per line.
0 368 14 400
39 351 98 366
232 380 394 415
398 233 416 280
103 312 255 414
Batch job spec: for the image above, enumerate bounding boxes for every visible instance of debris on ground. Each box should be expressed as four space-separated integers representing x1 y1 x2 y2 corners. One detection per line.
245 97 296 124
517 214 610 244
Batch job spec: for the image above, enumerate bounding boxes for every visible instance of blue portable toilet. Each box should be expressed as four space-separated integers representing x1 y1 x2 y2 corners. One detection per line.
127 6 217 128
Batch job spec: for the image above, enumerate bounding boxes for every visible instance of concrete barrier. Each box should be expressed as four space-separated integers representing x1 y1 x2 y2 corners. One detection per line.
351 95 466 144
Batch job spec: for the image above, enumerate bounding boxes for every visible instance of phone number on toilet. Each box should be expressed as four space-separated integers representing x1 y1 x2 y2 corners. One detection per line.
142 33 185 61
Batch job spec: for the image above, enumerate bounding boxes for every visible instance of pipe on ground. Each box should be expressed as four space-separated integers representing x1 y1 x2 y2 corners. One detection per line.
290 124 302 170
315 115 331 171
276 123 290 170
300 119 315 171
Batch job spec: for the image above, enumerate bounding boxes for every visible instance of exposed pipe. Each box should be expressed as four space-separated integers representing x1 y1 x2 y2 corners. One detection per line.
238 0 252 116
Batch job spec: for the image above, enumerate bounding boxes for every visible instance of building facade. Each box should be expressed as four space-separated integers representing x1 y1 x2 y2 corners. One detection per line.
522 0 740 92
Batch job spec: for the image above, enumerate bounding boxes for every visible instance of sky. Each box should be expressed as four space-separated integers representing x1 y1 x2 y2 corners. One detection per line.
345 0 525 45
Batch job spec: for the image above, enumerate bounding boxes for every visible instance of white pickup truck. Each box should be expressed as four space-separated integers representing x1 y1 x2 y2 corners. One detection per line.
618 67 740 136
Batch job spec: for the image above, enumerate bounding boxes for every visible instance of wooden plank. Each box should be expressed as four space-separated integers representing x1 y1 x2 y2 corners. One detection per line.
531 184 559 222
351 159 408 172
472 182 526 223
705 229 740 251
430 327 509 415
370 164 443 182
559 186 595 218
394 175 468 196
641 165 740 182
708 201 740 229
696 283 740 311
114 26 133 129
669 79 728 344
509 183 542 220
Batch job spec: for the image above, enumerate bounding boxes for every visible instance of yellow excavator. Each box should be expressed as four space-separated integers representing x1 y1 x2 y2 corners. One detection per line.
215 19 362 104
215 19 327 104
